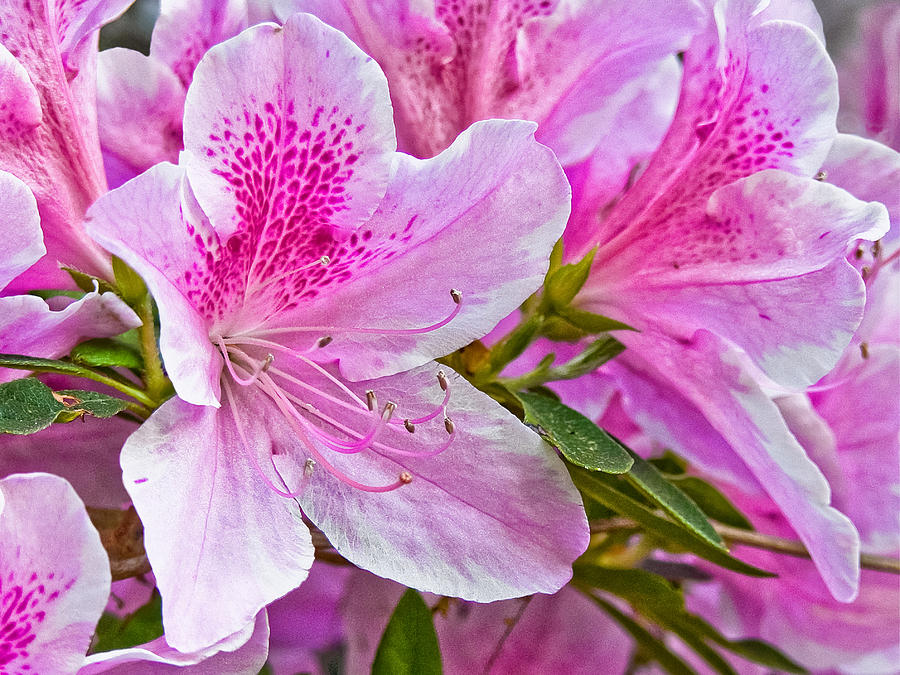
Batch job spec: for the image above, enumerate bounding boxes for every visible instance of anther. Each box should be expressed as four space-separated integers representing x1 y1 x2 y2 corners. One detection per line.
437 370 448 391
860 342 870 359
317 336 333 348
855 247 865 260
262 353 274 371
450 288 462 304
319 255 331 265
861 265 871 280
404 419 416 433
873 240 882 258
304 458 317 477
814 170 827 181
383 402 397 422
366 390 377 411
399 471 413 484
444 416 455 434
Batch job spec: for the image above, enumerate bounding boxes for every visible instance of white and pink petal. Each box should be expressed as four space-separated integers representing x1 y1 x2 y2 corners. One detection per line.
0 473 111 673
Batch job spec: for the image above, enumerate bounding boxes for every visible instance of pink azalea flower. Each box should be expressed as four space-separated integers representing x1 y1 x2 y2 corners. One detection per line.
549 0 892 602
97 0 251 187
0 472 270 673
0 170 139 383
0 0 136 289
86 12 587 652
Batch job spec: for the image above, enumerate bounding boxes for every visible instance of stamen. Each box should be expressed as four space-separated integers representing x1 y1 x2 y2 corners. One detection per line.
437 370 448 391
304 458 317 477
247 255 331 297
400 471 413 484
404 419 415 433
317 336 333 348
366 390 377 412
256 374 412 492
814 170 827 181
444 416 455 434
219 339 274 386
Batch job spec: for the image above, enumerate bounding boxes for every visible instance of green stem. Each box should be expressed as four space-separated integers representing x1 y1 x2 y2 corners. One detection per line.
135 294 167 404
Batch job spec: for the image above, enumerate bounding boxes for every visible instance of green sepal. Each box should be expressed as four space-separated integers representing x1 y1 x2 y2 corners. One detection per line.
665 475 754 531
553 305 634 334
112 255 148 305
519 392 633 474
62 266 116 294
544 247 597 309
372 589 442 675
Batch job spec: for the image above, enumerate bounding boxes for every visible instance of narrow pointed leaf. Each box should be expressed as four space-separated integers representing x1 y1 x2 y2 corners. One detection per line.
666 475 754 530
624 450 725 548
372 589 442 675
56 389 128 419
71 338 144 370
519 393 633 474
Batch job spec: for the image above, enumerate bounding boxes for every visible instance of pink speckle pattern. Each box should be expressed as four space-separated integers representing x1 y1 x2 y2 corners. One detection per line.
607 41 804 270
182 98 414 325
0 566 72 672
391 0 557 156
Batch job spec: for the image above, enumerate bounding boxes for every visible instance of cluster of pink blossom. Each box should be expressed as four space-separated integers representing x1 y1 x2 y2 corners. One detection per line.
0 0 897 672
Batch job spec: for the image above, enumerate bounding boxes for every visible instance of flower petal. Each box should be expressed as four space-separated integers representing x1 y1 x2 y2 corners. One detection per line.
288 119 569 381
269 362 589 601
97 49 185 188
182 12 395 243
617 329 860 601
0 170 44 289
80 612 269 674
150 0 249 87
120 395 314 652
85 163 222 406
0 292 140 384
0 473 110 672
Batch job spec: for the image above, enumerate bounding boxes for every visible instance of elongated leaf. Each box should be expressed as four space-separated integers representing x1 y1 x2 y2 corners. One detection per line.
91 590 164 653
0 353 94 377
0 378 64 434
575 565 804 673
71 338 143 370
573 469 772 577
519 393 633 474
545 248 597 308
56 390 128 420
666 475 754 531
584 592 695 675
625 451 725 549
372 590 442 675
555 306 634 333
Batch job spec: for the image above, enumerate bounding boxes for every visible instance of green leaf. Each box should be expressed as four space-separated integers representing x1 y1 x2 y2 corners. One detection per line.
545 247 597 308
487 314 542 374
28 289 85 301
625 451 725 549
666 475 754 531
572 469 773 577
585 593 695 675
554 306 634 334
0 378 64 434
56 390 128 420
372 590 442 675
91 590 165 653
518 393 633 474
71 338 144 370
574 565 805 674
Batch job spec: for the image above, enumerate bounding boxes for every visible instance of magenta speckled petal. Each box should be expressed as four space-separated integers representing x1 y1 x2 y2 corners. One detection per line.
120 395 314 653
97 49 185 188
0 473 110 673
276 0 704 160
80 612 269 674
289 119 570 381
151 0 249 87
182 14 395 248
